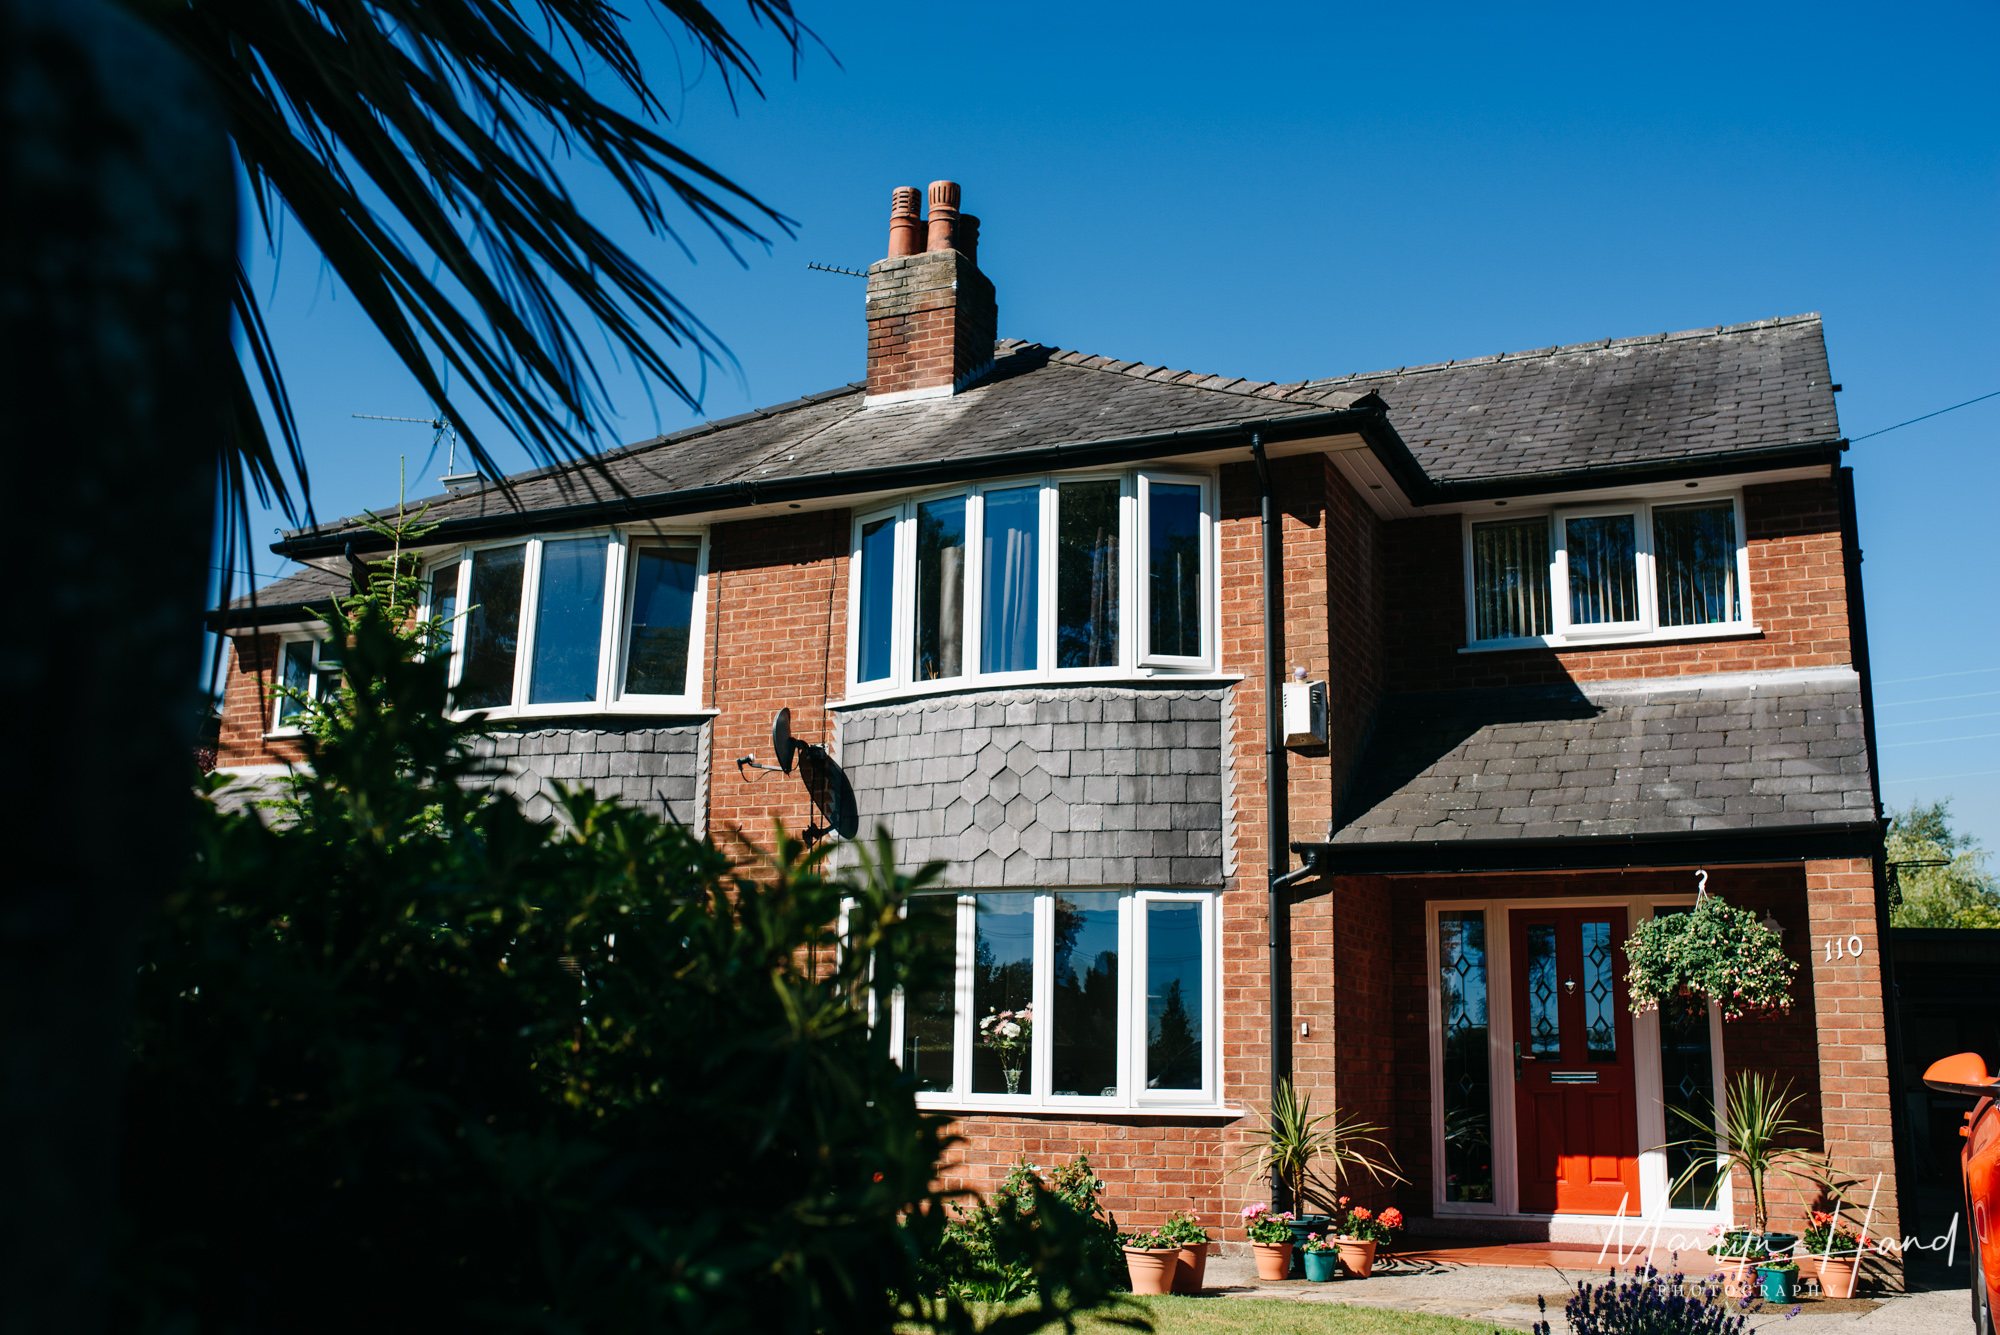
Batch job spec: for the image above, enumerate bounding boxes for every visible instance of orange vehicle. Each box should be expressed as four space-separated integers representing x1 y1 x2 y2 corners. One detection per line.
1926 1053 2000 1335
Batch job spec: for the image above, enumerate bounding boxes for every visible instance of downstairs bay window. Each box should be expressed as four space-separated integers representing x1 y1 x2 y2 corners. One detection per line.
849 470 1213 696
426 529 708 717
892 889 1218 1111
1464 494 1751 649
269 634 333 734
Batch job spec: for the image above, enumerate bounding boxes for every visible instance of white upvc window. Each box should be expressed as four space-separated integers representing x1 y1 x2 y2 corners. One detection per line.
1463 494 1752 650
846 469 1214 698
423 527 709 718
268 633 332 735
890 888 1220 1112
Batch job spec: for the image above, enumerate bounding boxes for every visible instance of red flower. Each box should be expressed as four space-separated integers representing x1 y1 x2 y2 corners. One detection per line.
1350 1206 1372 1222
1381 1208 1404 1230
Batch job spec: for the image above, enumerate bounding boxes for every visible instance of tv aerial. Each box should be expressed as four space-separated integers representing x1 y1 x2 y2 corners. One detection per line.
737 707 858 845
353 411 481 492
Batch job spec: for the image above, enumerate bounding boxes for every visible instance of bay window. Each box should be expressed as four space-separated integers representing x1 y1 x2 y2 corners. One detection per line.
892 889 1218 1110
1464 494 1751 649
426 528 708 716
849 470 1214 695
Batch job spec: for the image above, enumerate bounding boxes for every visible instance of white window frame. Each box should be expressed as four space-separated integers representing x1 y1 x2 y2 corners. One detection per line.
422 525 710 720
1552 503 1651 640
889 888 1225 1114
845 469 1216 702
266 631 330 736
1461 493 1755 652
1424 895 1731 1231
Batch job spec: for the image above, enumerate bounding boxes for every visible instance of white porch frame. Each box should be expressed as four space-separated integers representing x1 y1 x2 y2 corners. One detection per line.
1424 893 1733 1235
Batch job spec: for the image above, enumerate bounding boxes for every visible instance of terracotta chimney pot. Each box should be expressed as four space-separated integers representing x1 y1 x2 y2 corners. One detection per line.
926 180 960 253
887 186 922 258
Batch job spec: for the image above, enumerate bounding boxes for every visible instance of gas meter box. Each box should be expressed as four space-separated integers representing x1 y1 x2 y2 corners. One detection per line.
1283 680 1328 749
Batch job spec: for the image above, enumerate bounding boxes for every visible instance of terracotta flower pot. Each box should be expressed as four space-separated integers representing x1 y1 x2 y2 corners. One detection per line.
1336 1237 1377 1279
1123 1246 1181 1296
1251 1241 1293 1281
1171 1243 1209 1294
1813 1253 1861 1299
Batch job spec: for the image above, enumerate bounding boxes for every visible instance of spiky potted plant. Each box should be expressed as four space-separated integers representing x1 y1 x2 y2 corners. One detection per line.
1236 1080 1404 1275
1665 1071 1826 1263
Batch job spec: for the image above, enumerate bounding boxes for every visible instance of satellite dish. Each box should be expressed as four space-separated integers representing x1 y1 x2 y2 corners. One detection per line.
797 744 859 841
772 708 796 774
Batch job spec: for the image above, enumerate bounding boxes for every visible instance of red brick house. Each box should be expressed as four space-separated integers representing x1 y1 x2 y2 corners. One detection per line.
211 180 1904 1272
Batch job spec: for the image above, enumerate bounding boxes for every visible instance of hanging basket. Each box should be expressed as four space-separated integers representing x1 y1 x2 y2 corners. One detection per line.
1625 893 1796 1023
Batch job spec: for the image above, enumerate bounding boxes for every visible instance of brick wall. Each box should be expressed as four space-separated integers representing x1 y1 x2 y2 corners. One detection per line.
216 632 308 769
1803 856 1902 1285
1383 476 1852 690
706 508 850 852
933 1116 1236 1233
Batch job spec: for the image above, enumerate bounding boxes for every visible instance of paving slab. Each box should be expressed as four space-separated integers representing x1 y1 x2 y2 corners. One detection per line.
1196 1253 1968 1333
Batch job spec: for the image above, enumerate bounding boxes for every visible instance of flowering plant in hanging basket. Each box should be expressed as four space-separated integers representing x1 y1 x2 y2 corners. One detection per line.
1624 893 1796 1023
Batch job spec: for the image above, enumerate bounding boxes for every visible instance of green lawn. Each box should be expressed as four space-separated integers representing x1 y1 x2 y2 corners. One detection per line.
969 1296 1499 1335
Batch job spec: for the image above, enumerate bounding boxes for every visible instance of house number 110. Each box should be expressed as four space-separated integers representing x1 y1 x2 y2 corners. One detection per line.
1824 935 1866 961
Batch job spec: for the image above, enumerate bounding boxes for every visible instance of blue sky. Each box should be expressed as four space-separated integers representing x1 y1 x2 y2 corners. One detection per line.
234 2 1999 845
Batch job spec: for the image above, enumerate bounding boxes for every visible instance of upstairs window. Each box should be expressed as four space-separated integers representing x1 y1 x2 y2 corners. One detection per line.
427 529 708 717
891 889 1218 1110
848 470 1213 696
1464 494 1751 648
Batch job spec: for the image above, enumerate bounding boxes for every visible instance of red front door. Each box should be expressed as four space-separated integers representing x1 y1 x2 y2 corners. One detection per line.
1510 907 1640 1215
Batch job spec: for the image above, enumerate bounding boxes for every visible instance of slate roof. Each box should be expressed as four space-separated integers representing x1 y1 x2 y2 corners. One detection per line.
1329 667 1873 846
226 563 348 611
1298 312 1838 486
277 312 1840 552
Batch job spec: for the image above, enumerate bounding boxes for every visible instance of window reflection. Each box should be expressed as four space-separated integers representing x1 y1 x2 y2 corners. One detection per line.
857 517 896 683
624 542 698 695
1439 911 1493 1204
981 487 1040 673
528 537 608 704
1146 902 1202 1090
459 544 525 710
1149 483 1202 657
1052 893 1119 1097
901 895 959 1093
915 497 966 680
972 895 1035 1095
1057 481 1119 668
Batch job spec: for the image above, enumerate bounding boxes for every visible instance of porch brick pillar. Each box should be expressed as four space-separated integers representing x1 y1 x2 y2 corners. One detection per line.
1803 856 1903 1287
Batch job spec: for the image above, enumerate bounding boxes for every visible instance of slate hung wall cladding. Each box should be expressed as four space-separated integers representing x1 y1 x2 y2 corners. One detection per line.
838 687 1226 886
468 723 708 832
210 181 1899 1269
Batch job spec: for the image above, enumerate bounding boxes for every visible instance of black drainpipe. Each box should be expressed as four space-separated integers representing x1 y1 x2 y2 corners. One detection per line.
1253 432 1297 1210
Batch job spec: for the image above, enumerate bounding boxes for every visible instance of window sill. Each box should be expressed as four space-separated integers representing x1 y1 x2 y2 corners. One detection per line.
832 672 1243 711
1460 623 1761 655
913 1098 1246 1121
445 705 720 725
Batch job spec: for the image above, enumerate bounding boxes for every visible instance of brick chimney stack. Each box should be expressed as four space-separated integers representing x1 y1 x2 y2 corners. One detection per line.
864 180 996 407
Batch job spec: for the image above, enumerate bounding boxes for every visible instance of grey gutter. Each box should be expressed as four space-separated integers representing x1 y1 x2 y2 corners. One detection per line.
1396 438 1849 506
272 405 1397 561
205 598 340 631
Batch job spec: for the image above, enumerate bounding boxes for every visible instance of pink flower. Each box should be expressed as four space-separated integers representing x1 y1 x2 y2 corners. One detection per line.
1242 1203 1269 1221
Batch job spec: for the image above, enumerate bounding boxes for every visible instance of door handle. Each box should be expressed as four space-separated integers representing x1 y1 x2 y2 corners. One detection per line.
1514 1042 1523 1082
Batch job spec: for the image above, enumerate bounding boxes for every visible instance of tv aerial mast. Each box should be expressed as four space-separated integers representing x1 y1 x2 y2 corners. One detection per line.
352 412 482 493
737 708 858 845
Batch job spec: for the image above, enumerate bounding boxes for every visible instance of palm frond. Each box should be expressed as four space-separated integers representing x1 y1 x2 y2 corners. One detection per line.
128 0 808 575
1236 1080 1405 1214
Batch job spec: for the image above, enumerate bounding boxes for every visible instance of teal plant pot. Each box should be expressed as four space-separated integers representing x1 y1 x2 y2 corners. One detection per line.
1284 1217 1334 1278
1303 1250 1338 1282
1757 1264 1799 1303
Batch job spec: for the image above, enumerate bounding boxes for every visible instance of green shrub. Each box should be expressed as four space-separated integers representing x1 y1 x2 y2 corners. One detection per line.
925 1157 1125 1302
117 585 1128 1335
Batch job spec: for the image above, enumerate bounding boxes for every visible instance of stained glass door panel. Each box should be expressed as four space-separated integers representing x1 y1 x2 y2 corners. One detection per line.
1509 907 1639 1215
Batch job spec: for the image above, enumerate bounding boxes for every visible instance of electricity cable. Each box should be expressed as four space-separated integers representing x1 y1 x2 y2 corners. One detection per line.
1849 388 2000 442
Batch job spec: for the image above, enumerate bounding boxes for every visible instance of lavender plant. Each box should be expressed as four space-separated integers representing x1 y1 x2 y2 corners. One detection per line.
1530 1261 1790 1335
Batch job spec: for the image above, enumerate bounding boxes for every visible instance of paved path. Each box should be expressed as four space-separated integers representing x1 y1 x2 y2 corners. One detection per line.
1198 1253 1970 1332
